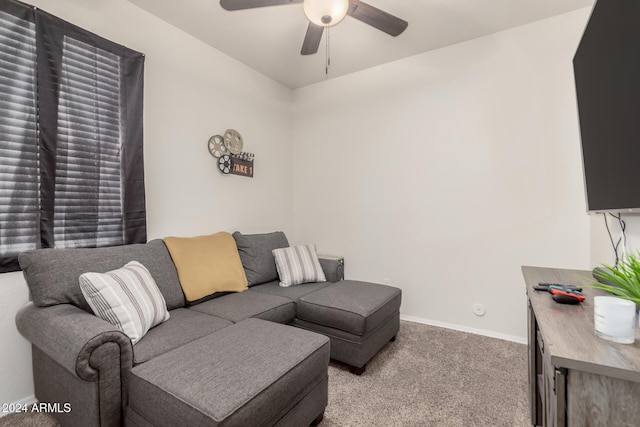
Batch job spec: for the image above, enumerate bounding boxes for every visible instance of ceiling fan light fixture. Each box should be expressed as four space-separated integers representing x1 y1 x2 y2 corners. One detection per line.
303 0 349 27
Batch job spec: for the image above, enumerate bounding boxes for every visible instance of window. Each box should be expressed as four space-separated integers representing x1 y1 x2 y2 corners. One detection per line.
0 6 38 264
0 0 146 272
54 37 125 248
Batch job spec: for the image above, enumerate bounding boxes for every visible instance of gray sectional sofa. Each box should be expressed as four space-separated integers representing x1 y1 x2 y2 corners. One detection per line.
15 234 401 426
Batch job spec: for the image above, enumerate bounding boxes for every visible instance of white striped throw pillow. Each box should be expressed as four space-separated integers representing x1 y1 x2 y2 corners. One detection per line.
272 244 326 287
79 261 170 344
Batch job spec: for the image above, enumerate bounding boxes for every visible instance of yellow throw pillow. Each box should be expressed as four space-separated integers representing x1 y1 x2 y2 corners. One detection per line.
164 232 248 303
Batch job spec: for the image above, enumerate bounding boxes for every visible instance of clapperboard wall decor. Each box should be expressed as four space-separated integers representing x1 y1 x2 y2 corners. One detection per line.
207 129 255 178
230 152 254 177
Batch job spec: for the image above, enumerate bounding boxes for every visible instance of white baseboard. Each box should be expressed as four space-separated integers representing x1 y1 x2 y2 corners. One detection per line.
0 395 37 418
400 314 527 345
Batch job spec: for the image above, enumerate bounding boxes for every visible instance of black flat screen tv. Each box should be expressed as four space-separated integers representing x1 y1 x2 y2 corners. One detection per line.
574 0 640 213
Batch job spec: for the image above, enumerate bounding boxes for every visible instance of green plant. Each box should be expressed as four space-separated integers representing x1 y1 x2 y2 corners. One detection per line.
589 252 640 306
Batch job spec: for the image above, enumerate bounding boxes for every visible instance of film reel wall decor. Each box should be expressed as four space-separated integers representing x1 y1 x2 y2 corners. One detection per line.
207 129 255 178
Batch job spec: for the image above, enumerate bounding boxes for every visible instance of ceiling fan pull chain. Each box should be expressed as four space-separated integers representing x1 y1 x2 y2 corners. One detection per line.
325 26 331 76
325 26 329 75
328 26 331 68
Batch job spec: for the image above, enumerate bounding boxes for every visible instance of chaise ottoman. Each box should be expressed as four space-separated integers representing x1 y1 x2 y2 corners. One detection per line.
294 280 401 375
126 318 329 426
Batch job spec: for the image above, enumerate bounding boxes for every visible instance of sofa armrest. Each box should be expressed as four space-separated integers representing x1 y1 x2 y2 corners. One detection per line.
15 302 133 382
318 255 344 283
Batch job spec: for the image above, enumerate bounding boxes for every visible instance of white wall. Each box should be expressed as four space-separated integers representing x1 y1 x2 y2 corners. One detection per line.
0 0 293 408
590 215 640 267
291 8 593 341
0 272 33 409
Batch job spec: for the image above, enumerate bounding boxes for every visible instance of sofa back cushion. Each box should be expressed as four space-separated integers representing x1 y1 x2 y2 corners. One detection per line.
232 231 289 287
19 239 185 312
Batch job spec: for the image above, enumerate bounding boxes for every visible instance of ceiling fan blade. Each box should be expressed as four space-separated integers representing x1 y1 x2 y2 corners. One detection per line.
301 23 324 55
220 0 302 11
348 0 408 36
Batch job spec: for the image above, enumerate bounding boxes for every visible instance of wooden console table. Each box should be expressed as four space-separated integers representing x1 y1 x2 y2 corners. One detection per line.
523 266 640 427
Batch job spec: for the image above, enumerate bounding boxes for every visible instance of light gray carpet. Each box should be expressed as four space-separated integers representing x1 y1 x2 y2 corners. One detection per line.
0 320 528 427
0 412 58 427
322 320 529 426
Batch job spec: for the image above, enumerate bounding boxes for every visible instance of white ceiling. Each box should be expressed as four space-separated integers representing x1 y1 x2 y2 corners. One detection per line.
128 0 594 89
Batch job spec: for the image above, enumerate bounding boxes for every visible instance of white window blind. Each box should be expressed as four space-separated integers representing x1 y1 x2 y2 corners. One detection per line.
0 9 38 257
0 2 145 273
54 37 124 248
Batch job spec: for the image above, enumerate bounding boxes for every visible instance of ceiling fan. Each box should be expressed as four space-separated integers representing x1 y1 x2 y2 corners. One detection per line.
219 0 408 55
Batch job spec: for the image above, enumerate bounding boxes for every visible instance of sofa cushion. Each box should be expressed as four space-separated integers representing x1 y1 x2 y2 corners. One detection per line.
250 280 336 302
189 290 295 324
128 318 329 426
164 232 248 303
19 239 185 312
133 308 232 365
232 231 289 287
297 280 402 336
272 244 326 287
80 261 170 345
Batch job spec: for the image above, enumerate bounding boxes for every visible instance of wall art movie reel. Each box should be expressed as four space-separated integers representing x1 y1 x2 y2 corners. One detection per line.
208 129 254 177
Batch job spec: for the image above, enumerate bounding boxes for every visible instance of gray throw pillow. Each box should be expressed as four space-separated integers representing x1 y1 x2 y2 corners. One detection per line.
232 231 289 286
